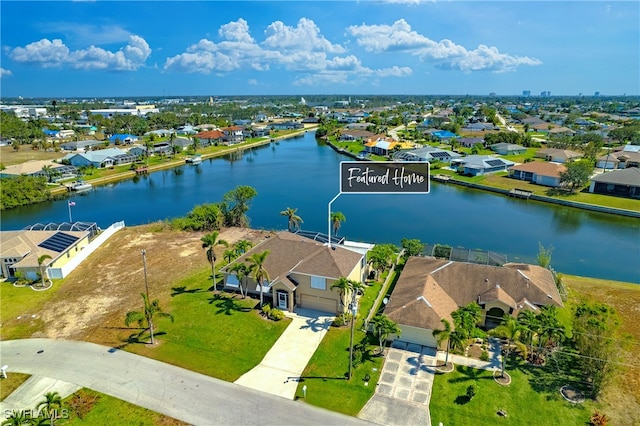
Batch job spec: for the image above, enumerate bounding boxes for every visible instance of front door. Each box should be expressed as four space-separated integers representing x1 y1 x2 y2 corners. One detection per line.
277 291 288 310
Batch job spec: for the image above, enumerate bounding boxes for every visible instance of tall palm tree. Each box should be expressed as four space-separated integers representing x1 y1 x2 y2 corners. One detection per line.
371 314 401 355
234 239 253 255
229 262 250 298
37 254 52 288
1 409 30 425
247 250 270 308
517 309 540 358
280 207 303 232
201 231 228 288
330 211 346 237
125 293 174 344
433 318 453 367
223 249 237 264
37 391 62 425
330 277 354 312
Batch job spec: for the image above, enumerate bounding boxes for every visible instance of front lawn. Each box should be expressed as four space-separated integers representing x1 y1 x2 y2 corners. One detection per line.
125 268 290 382
0 281 61 340
430 363 598 426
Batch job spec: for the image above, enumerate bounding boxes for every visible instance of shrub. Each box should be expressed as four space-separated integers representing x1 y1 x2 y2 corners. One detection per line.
466 384 477 400
480 350 489 361
590 410 609 426
332 312 353 327
269 308 285 321
261 304 271 317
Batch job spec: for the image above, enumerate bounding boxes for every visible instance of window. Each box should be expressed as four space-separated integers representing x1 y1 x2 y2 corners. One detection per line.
310 276 326 290
226 274 239 287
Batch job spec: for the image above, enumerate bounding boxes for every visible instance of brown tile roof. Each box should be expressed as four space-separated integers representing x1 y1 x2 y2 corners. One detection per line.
195 130 224 139
509 161 567 177
384 257 563 331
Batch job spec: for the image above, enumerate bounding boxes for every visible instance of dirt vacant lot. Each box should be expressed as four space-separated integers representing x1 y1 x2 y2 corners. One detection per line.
3 224 273 347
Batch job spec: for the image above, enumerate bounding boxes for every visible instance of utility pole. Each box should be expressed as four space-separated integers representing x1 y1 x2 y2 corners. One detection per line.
348 288 358 380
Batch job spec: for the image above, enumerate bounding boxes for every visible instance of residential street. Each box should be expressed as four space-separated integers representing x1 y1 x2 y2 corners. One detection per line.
0 339 372 425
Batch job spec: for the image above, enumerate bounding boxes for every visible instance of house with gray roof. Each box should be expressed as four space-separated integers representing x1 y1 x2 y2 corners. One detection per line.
589 168 640 198
490 143 527 156
451 155 515 176
221 232 367 314
535 148 583 163
383 256 563 348
62 148 139 168
393 146 462 163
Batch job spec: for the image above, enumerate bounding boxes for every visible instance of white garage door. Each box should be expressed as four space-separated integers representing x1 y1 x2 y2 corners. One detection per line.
398 325 438 348
299 295 338 314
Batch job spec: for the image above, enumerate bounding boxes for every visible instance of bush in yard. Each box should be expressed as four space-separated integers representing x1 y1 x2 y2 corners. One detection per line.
332 312 353 327
480 350 489 361
261 304 271 317
269 308 285 321
466 384 477 401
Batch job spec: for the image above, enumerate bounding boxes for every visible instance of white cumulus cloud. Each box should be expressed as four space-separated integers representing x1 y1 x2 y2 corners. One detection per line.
0 68 12 78
8 35 151 71
347 19 541 72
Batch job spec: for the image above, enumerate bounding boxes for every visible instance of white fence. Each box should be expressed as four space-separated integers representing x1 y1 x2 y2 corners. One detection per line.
47 221 125 279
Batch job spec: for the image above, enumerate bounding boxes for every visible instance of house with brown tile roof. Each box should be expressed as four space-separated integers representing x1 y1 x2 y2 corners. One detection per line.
508 161 567 187
221 232 366 314
535 148 583 163
383 256 562 348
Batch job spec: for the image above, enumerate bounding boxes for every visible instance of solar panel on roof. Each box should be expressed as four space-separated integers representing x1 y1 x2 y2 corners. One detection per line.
486 159 505 167
38 232 79 252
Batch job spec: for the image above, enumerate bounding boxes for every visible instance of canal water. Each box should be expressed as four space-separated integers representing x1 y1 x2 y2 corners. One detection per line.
3 131 639 283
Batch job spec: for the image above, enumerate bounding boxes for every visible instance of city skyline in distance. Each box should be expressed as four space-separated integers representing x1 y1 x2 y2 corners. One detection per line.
1 1 638 98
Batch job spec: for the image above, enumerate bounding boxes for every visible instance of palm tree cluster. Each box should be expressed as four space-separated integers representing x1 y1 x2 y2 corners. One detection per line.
2 391 63 426
280 207 303 232
371 314 401 355
330 277 365 318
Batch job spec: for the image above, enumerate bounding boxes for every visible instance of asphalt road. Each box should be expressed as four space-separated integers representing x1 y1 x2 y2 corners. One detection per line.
0 339 372 426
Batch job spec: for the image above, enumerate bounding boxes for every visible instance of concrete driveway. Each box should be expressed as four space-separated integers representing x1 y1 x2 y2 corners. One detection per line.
358 341 436 426
234 308 334 399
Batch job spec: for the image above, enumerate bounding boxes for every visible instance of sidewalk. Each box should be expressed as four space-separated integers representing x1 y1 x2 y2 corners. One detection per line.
436 338 502 371
0 376 81 420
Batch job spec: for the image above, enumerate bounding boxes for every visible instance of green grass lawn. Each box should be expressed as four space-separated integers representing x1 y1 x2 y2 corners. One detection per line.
294 278 386 416
0 373 31 401
430 363 599 426
0 281 61 340
125 268 290 382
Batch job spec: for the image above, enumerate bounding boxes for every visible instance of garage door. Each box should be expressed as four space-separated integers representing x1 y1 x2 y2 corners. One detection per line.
398 325 438 348
299 295 338 314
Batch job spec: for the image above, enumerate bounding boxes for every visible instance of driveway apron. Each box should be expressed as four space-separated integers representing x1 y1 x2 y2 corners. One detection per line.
358 341 436 426
234 308 334 399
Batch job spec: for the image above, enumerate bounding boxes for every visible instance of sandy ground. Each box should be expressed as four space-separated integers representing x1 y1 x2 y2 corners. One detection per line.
25 224 272 346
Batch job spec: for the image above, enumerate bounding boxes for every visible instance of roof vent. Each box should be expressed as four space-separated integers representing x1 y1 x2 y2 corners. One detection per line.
485 278 489 282
496 284 500 288
547 294 553 299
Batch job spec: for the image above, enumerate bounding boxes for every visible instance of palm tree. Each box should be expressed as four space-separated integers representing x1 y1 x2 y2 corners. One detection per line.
125 293 174 345
37 391 62 425
37 254 52 288
223 249 237 264
517 309 540 359
433 318 453 367
229 262 250 298
247 250 270 308
330 211 346 237
234 239 253 255
330 277 354 312
491 315 524 377
280 207 303 232
201 231 228 288
448 330 467 353
1 410 30 425
371 314 401 355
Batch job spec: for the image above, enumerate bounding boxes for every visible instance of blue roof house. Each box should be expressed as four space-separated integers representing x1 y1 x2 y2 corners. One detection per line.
109 134 138 144
432 130 459 141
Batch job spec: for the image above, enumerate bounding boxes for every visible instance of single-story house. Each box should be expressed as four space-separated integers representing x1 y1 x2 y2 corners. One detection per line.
270 121 304 131
62 148 139 168
490 143 527 156
393 146 462 163
588 168 640 198
431 130 459 141
462 122 499 132
508 162 567 187
458 137 485 148
195 129 225 146
60 140 106 152
109 134 138 144
0 230 90 281
221 232 367 314
451 155 515 176
0 160 77 181
383 256 563 348
535 148 583 163
596 151 640 170
339 129 375 141
365 138 398 156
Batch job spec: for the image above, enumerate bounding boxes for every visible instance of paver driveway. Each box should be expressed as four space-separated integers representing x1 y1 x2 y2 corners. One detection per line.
358 341 436 426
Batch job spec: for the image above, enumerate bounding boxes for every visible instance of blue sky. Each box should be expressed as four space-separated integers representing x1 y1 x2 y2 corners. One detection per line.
1 1 638 98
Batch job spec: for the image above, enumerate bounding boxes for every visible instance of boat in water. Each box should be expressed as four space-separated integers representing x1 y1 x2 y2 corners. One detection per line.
68 180 92 191
186 155 202 165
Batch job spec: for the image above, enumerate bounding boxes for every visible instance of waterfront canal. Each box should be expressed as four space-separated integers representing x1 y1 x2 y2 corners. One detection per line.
2 131 639 283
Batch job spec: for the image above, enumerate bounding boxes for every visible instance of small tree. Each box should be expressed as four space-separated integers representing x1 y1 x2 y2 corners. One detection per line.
229 262 250 298
247 250 270 308
433 318 452 367
466 383 477 400
400 238 425 258
330 211 346 236
125 293 174 344
371 314 401 355
37 391 62 425
536 242 554 269
559 160 594 192
201 231 228 288
280 207 303 232
37 254 52 288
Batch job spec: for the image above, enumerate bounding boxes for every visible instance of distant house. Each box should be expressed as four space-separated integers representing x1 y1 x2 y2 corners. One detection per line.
431 130 459 141
0 230 90 281
194 130 225 146
451 155 515 176
535 148 583 163
365 138 398 156
490 143 527 156
339 129 375 141
458 137 485 148
59 140 105 151
220 126 245 144
221 232 367 314
109 134 138 145
508 162 567 187
462 122 499 132
0 160 77 181
588 168 640 198
383 257 563 348
62 148 139 168
270 121 303 131
596 150 640 170
393 146 462 163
